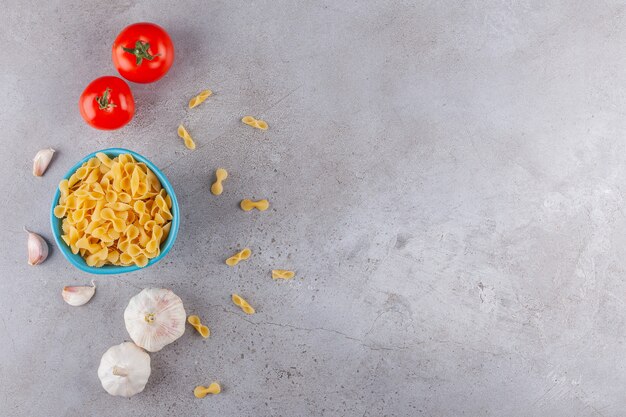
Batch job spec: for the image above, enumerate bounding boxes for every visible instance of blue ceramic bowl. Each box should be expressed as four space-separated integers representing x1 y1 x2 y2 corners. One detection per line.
50 148 179 274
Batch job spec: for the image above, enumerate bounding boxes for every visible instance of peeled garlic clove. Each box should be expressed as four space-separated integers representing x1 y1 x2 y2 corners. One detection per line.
62 281 96 306
32 148 55 176
25 227 49 266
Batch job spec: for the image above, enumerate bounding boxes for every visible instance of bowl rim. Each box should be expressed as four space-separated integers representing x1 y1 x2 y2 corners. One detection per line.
50 148 180 275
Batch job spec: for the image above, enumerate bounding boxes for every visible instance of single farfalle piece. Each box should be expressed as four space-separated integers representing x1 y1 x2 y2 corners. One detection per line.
241 115 268 130
194 382 221 398
98 342 151 397
225 248 251 266
187 315 210 338
272 270 295 280
177 124 196 150
240 199 269 211
188 89 213 109
210 168 228 196
124 288 186 352
232 293 255 315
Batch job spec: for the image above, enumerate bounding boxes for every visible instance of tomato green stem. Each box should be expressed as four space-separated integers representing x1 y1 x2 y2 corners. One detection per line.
95 88 116 111
121 40 160 66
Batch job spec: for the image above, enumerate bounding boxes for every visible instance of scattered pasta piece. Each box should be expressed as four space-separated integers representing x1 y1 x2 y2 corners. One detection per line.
231 294 255 314
240 199 269 212
225 248 251 266
272 270 295 280
188 89 213 109
177 124 196 150
241 115 268 130
187 315 210 338
194 382 221 398
53 153 173 268
210 168 228 196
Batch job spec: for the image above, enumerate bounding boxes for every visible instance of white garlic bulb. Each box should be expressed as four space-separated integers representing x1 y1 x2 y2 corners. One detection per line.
98 342 151 397
124 288 186 352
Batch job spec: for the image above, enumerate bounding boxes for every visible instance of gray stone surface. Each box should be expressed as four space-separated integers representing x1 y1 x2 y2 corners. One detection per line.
1 0 625 415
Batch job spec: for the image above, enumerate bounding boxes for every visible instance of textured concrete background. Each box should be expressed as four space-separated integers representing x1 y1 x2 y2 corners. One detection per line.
1 0 625 416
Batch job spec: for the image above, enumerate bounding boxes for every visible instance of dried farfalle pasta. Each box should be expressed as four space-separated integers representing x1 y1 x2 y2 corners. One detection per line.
240 199 269 211
53 153 173 268
272 270 295 280
241 115 268 130
210 168 228 196
177 124 196 150
232 294 255 314
225 248 251 266
188 89 213 109
194 382 221 398
187 315 210 338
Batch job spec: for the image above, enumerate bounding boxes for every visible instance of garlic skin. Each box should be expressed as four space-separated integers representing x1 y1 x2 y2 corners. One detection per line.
32 148 55 176
25 228 49 266
124 288 186 352
62 281 96 306
98 342 151 397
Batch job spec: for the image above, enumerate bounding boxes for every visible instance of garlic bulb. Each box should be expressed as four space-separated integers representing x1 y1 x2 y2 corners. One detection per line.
24 227 49 266
32 148 55 176
98 342 151 397
124 288 186 352
62 281 96 306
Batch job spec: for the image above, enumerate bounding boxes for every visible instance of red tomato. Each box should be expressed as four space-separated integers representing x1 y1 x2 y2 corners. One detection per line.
112 22 174 83
79 76 135 130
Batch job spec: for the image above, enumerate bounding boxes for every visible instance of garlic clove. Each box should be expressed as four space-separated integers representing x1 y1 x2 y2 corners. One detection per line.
25 227 49 266
62 281 96 306
32 148 55 176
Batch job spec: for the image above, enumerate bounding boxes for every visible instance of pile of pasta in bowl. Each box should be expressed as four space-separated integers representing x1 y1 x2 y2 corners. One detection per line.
53 152 173 268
